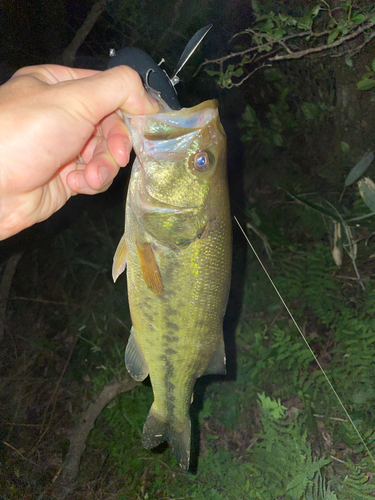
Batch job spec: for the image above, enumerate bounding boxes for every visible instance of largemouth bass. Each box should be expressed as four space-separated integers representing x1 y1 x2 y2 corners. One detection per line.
113 99 232 469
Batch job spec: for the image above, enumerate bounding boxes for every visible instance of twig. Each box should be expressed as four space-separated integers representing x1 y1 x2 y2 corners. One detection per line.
337 275 366 283
10 296 75 306
0 252 23 341
224 63 272 89
3 440 38 465
270 22 374 61
51 374 140 499
3 422 42 427
194 21 374 78
193 28 331 76
313 414 348 422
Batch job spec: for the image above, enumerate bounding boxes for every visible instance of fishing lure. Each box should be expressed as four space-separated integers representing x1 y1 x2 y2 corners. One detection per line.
107 24 212 109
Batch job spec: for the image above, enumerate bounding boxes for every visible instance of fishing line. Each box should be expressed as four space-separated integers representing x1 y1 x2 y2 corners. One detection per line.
234 215 375 466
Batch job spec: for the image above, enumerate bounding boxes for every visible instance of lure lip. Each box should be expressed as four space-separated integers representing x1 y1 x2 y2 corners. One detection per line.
107 46 181 110
107 24 213 110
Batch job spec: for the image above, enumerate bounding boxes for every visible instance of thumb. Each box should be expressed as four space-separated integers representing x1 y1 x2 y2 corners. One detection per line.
59 66 159 125
15 64 159 125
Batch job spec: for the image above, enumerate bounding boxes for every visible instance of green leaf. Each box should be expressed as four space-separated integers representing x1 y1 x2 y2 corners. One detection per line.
232 68 244 78
241 105 257 125
345 151 374 186
286 472 309 497
311 5 321 17
273 28 286 39
345 55 353 67
341 141 350 153
352 13 366 24
205 69 220 77
301 102 318 120
358 177 375 212
327 27 340 44
263 19 274 31
258 393 286 419
280 86 290 101
371 58 375 73
272 132 283 146
286 193 343 222
278 14 288 22
251 0 259 13
251 0 260 13
297 16 312 30
357 78 375 90
264 67 283 82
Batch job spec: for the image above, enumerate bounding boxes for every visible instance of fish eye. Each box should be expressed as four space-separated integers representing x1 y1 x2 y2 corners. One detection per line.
193 151 209 171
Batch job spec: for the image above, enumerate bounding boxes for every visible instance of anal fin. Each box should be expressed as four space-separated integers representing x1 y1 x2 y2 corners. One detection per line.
125 327 149 381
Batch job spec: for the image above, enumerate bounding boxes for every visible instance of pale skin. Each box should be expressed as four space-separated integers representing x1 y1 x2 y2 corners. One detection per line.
0 64 159 240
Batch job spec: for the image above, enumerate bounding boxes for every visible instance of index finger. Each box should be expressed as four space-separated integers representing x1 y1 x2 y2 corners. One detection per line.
14 64 159 123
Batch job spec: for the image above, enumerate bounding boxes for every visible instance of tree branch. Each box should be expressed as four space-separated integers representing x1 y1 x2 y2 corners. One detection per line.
51 373 140 499
270 22 374 61
195 21 375 81
62 0 107 67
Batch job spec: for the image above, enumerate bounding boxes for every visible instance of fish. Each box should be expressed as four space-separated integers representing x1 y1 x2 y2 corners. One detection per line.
112 98 232 469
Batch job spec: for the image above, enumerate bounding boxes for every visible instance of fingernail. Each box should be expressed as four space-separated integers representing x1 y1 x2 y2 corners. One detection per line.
123 139 131 164
75 172 88 190
99 166 110 186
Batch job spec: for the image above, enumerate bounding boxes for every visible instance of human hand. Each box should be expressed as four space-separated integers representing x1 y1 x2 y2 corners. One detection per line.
0 64 159 240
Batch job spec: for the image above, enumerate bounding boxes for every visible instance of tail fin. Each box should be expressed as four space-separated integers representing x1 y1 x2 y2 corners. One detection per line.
141 406 191 469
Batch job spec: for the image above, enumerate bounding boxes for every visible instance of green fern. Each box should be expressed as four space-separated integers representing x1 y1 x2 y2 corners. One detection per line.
273 244 347 327
247 393 330 500
305 470 338 500
338 459 375 499
331 317 375 408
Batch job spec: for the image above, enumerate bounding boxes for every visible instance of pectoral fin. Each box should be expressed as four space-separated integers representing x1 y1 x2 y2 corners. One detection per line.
112 233 127 283
125 327 149 381
136 242 163 297
203 338 226 376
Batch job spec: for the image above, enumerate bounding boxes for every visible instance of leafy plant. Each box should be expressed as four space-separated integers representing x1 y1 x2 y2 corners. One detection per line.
201 2 375 90
239 74 297 148
358 57 375 90
246 393 334 500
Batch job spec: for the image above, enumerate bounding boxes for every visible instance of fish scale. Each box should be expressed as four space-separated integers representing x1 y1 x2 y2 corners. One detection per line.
113 99 231 469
